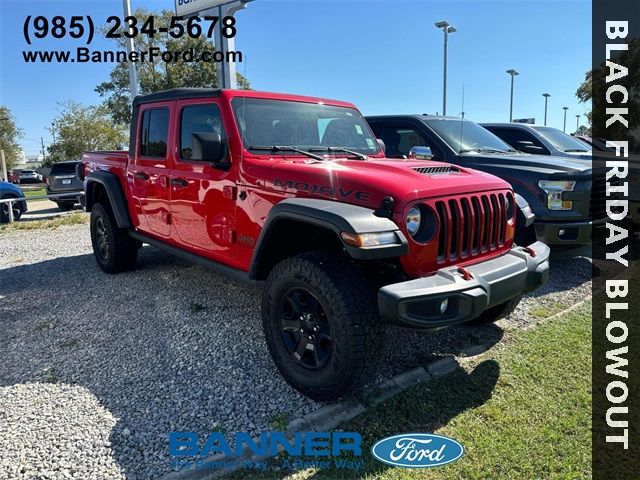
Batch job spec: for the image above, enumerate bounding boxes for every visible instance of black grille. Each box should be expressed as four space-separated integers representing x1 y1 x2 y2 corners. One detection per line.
413 166 459 175
434 193 509 262
590 179 621 220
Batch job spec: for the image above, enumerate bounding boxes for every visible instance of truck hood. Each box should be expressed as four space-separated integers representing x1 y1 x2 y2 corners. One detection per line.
460 152 592 177
251 155 511 209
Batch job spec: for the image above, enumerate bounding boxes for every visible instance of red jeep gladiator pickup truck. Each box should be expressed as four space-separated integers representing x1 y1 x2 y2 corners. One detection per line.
80 88 550 400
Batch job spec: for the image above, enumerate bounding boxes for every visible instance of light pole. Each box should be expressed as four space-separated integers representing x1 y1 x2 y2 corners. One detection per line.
563 106 569 132
506 69 519 122
543 93 551 125
435 20 456 116
575 114 581 134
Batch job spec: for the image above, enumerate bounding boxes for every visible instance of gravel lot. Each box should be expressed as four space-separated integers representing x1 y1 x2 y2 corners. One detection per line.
0 221 592 479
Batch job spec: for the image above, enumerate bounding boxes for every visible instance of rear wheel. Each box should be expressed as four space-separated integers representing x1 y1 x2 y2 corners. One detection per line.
262 252 382 401
90 202 138 273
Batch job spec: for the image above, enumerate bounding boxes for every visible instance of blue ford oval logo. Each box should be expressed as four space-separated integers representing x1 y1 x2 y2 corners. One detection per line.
371 433 464 468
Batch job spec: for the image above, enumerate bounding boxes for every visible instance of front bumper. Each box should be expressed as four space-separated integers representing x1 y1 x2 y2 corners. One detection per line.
533 217 606 246
378 241 550 330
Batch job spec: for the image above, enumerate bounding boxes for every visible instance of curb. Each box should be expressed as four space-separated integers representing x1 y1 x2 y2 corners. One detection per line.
159 288 598 480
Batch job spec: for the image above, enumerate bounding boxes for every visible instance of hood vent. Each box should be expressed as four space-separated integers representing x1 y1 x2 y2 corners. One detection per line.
412 165 459 175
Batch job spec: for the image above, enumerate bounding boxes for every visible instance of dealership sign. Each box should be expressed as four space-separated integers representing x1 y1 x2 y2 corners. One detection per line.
371 433 464 468
175 0 231 16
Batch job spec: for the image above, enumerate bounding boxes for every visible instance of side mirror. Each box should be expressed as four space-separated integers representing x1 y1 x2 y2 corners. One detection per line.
516 141 544 154
409 146 433 160
376 138 386 154
191 132 230 170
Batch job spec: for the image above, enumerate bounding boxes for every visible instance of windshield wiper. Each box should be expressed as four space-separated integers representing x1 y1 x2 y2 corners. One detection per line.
563 149 590 153
309 146 368 160
459 147 508 154
249 145 325 161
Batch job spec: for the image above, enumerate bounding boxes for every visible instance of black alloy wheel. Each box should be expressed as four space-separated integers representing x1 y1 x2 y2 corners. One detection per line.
280 288 333 370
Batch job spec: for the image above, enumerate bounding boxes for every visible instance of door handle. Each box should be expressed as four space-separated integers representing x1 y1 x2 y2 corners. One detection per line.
170 178 189 188
134 171 149 180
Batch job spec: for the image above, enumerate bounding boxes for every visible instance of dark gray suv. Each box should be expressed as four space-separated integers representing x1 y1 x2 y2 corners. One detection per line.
46 161 83 211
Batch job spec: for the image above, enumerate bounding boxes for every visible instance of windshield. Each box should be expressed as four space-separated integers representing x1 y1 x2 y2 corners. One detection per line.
422 118 513 154
532 126 591 152
231 98 380 156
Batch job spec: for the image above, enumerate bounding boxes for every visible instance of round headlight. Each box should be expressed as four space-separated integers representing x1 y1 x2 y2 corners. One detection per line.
406 206 422 236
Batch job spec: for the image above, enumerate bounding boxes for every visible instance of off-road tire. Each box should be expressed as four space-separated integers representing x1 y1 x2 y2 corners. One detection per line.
90 202 138 273
470 295 522 325
262 252 383 401
56 201 74 211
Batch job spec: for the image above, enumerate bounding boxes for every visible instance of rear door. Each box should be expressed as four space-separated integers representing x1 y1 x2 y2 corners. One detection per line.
169 99 236 258
131 103 173 237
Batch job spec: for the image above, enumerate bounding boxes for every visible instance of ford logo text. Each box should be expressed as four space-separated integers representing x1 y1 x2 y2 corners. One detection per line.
371 433 464 468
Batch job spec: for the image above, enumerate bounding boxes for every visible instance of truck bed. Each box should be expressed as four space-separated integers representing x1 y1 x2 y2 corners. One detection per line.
82 150 128 178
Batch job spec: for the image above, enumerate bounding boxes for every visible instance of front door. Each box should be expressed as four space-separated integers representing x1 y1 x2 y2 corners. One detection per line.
169 100 236 258
131 103 173 237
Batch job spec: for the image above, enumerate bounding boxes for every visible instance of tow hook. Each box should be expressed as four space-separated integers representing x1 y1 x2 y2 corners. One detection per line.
523 246 537 257
457 266 473 281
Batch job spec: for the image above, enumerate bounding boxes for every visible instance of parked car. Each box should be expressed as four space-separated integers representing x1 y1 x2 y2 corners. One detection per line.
7 170 20 184
19 169 41 184
46 161 83 211
0 180 27 222
81 88 549 401
481 123 592 160
366 115 596 255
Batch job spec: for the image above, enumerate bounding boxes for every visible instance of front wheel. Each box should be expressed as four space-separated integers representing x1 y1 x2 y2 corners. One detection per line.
90 202 138 273
0 197 22 223
262 252 382 401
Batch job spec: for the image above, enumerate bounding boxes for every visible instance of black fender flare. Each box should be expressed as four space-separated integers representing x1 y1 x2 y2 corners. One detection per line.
85 171 132 229
514 193 535 228
249 198 408 279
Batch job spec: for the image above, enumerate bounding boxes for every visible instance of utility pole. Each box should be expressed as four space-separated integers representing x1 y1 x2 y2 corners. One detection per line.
51 122 56 147
563 106 569 133
40 137 46 163
122 0 138 99
506 69 519 122
543 93 551 125
435 21 456 116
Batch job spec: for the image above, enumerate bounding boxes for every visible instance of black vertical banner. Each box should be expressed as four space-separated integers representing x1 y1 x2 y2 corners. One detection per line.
592 1 640 478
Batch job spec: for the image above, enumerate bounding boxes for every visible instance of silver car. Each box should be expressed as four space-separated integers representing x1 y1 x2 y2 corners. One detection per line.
19 169 42 184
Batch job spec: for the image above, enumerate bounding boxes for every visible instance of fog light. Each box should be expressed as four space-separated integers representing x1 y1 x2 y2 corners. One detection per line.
439 298 449 314
558 228 566 237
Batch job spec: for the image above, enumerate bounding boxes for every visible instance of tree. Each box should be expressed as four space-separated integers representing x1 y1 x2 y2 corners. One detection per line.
576 37 639 148
96 8 250 125
0 106 24 170
46 101 128 164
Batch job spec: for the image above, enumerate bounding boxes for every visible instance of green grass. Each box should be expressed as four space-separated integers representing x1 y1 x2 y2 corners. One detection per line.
22 187 47 200
225 302 592 480
0 212 87 232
